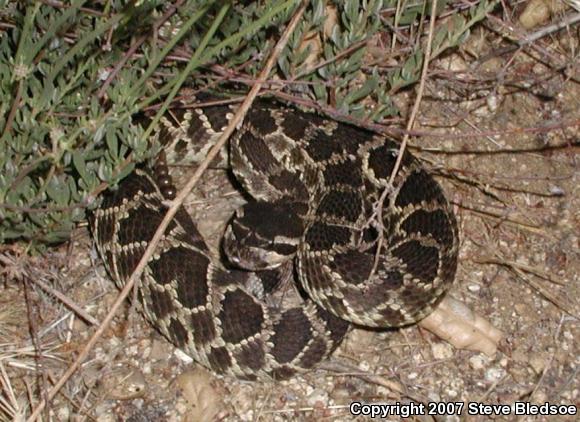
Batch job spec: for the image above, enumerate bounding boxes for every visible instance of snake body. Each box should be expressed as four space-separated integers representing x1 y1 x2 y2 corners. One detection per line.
90 98 459 380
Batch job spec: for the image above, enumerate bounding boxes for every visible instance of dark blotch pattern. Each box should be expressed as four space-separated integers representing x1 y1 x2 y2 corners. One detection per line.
331 123 365 155
173 207 208 251
323 159 362 187
304 222 350 251
249 106 278 133
168 317 189 347
236 339 266 370
101 172 151 209
117 205 176 246
254 268 284 294
199 105 231 132
269 242 299 256
207 346 232 373
395 169 445 208
94 100 459 378
392 240 439 285
304 130 342 161
298 337 327 368
280 112 309 140
302 256 335 291
401 209 454 246
238 131 278 174
239 201 304 240
149 247 210 308
380 270 404 290
210 267 244 289
172 139 189 162
270 308 312 364
329 250 374 285
270 366 296 380
379 306 406 325
320 296 349 321
347 276 402 310
400 283 430 306
103 250 115 279
190 310 217 346
366 144 398 180
118 246 144 281
360 225 379 245
95 213 115 246
268 170 309 201
317 190 362 222
218 290 264 344
149 288 174 320
315 307 350 346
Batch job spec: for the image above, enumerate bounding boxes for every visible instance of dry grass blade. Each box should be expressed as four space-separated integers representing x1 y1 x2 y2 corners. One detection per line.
26 2 307 420
473 252 578 319
27 277 98 327
0 362 24 422
474 257 567 286
319 360 405 397
0 343 62 371
453 200 548 235
507 267 578 319
387 0 439 184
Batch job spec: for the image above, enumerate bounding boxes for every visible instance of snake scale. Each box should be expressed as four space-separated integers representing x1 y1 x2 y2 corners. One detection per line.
90 96 459 380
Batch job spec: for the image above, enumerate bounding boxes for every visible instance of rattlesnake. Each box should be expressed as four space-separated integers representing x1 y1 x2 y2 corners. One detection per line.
90 97 459 380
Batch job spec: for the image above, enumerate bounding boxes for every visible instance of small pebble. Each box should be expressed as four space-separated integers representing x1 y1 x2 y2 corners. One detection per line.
469 355 486 370
174 349 194 364
432 343 454 360
485 367 505 382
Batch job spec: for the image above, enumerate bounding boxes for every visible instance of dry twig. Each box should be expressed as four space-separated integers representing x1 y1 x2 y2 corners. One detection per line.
26 2 308 419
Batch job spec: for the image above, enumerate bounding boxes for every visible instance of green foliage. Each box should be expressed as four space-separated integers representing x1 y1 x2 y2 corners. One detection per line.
385 0 498 92
0 0 496 246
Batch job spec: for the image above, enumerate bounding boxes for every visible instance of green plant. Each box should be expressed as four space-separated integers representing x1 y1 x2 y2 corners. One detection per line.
0 0 496 246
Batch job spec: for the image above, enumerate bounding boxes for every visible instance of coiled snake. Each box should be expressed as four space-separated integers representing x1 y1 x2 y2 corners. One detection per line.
90 98 459 380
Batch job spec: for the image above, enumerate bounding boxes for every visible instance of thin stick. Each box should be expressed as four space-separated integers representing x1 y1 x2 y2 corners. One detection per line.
473 257 566 286
26 2 306 419
28 277 99 326
519 12 580 46
22 278 50 421
369 0 439 277
453 200 547 234
387 0 438 185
